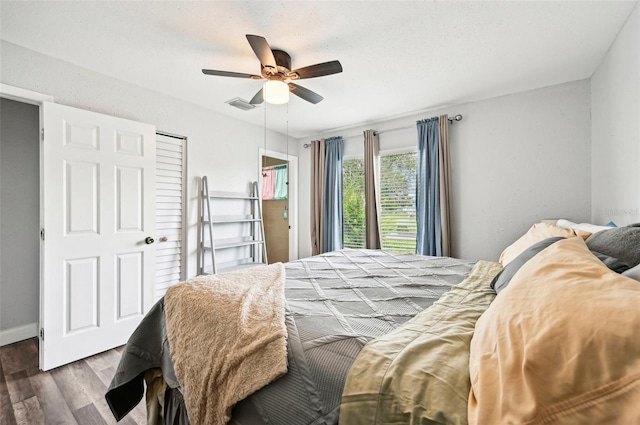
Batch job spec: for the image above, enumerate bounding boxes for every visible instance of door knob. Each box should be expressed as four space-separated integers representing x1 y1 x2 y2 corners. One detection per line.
145 237 155 245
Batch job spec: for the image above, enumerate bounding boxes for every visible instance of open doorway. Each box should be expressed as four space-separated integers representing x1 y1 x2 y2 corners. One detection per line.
0 97 40 347
0 85 53 352
258 149 298 262
0 84 166 371
262 156 290 263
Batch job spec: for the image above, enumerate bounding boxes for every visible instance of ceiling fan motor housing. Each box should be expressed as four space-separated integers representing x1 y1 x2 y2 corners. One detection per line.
263 49 294 79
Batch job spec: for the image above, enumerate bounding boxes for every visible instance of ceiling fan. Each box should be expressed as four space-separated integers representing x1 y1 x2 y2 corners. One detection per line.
202 34 343 105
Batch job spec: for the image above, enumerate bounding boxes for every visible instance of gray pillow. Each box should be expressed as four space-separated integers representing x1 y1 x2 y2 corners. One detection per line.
586 223 640 268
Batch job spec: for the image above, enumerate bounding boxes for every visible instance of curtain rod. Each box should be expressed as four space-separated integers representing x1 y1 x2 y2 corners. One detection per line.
262 164 288 170
303 114 462 148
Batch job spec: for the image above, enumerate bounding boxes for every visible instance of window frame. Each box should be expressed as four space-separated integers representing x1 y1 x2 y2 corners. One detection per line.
341 147 420 253
378 148 418 254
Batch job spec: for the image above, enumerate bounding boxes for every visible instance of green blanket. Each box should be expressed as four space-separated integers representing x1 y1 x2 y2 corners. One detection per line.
340 260 501 425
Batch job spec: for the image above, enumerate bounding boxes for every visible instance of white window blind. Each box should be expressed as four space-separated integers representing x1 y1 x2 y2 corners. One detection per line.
379 151 417 254
155 133 186 300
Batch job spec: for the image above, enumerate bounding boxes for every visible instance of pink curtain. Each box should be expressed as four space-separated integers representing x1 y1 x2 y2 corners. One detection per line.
262 168 275 200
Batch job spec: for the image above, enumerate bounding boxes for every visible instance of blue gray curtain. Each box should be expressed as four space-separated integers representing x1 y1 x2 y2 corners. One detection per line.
416 118 442 256
323 136 344 252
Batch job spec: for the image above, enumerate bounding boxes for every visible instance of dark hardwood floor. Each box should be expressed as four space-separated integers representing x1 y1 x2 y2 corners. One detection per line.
0 338 147 424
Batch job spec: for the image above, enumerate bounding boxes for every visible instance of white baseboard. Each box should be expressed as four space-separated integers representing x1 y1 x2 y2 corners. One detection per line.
0 322 38 347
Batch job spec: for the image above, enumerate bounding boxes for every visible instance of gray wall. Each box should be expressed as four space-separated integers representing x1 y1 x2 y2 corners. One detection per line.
298 80 592 262
0 98 40 331
1 40 293 279
591 3 639 226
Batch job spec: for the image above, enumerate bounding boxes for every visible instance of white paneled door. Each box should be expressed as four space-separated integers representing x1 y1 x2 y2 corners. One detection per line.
41 102 156 371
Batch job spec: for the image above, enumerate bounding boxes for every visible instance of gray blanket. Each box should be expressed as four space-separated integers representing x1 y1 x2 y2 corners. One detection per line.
106 249 475 424
105 297 178 421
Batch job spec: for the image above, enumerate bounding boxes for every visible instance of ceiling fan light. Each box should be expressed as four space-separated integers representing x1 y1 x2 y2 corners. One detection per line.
264 80 289 104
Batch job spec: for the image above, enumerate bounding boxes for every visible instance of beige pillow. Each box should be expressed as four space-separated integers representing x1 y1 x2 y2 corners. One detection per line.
498 222 590 266
470 237 640 425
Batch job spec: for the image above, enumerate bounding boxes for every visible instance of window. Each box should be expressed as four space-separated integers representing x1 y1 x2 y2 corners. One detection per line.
342 151 417 253
379 151 417 254
342 158 365 248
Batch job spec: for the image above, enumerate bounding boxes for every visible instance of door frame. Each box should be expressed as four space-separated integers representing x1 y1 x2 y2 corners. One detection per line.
258 148 299 261
0 84 52 351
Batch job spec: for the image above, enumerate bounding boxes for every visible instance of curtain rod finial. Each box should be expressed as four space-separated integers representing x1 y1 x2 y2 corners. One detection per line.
448 114 463 123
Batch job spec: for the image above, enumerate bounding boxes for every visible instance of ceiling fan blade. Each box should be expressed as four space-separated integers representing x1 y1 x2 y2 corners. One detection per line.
288 83 324 104
250 88 264 105
202 69 262 79
290 60 343 79
246 34 277 71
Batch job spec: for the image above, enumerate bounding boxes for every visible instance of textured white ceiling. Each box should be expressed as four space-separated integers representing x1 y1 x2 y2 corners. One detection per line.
1 1 637 138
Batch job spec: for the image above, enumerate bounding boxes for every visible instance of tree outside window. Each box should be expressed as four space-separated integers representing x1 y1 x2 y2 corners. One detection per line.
342 158 365 248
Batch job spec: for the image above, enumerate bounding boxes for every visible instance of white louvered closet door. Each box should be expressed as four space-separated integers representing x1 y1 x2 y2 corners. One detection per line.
155 133 187 299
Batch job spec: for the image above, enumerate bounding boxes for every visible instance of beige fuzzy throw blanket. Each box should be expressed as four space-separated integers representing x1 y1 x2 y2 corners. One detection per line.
164 263 288 425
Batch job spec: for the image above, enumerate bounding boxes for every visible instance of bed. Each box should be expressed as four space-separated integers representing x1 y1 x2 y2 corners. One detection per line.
106 222 640 425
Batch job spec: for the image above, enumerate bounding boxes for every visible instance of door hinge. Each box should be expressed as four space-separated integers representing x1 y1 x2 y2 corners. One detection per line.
41 128 44 141
40 328 44 340
40 228 45 241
